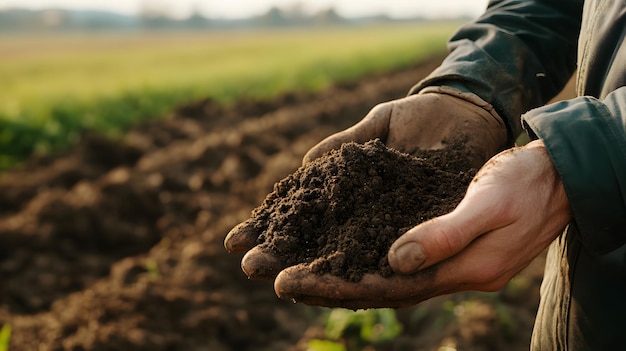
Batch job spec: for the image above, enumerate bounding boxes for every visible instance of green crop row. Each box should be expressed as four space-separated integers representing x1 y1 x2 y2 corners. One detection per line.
0 22 460 168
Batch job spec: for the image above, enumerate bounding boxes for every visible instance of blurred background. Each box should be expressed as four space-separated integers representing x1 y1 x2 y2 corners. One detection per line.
0 1 551 351
0 0 487 169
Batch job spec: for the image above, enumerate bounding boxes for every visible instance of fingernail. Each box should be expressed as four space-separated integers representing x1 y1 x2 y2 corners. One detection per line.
390 242 425 274
241 247 283 280
224 221 259 253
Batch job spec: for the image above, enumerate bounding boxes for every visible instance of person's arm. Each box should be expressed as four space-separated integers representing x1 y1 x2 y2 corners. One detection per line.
412 0 583 142
523 87 626 254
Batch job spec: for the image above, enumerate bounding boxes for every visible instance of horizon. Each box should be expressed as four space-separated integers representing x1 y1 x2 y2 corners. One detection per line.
0 0 489 20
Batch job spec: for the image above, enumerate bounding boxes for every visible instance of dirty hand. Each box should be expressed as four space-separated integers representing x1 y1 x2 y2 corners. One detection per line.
224 87 509 274
303 86 508 168
273 140 571 308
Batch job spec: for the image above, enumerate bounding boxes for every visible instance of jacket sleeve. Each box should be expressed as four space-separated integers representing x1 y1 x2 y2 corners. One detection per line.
410 0 583 143
522 87 626 254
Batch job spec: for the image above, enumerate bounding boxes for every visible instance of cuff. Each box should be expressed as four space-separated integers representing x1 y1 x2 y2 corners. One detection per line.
522 95 626 254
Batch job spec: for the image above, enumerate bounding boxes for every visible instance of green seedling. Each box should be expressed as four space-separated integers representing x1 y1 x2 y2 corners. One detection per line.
309 308 403 350
0 324 11 351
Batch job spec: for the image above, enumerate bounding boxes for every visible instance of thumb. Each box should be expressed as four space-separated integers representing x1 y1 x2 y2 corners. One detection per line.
388 200 495 274
302 103 392 164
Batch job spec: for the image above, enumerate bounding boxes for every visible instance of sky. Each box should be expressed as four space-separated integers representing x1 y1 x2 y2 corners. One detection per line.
0 0 489 19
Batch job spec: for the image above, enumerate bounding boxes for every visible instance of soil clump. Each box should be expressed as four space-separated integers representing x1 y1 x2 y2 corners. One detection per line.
249 139 476 282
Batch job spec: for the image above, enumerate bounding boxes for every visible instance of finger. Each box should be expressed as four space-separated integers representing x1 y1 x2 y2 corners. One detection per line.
224 220 260 253
274 264 445 309
302 103 392 164
388 193 506 274
241 246 285 280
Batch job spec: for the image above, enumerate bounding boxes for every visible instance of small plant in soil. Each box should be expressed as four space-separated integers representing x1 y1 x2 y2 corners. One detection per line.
308 308 403 351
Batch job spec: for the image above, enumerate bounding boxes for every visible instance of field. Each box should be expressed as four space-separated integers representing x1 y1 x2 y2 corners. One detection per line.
1 22 456 168
0 22 566 350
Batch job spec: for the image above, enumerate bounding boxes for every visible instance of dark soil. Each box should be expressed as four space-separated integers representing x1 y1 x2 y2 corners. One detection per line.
250 139 475 282
0 54 559 351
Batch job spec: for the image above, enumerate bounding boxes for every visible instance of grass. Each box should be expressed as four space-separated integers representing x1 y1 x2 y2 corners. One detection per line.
309 308 403 351
0 324 10 351
0 22 460 168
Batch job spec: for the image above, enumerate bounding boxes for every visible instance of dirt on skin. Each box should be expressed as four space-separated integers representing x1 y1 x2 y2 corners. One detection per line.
0 55 552 351
249 139 475 282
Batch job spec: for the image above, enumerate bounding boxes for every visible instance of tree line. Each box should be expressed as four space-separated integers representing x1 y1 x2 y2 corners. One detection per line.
0 6 431 32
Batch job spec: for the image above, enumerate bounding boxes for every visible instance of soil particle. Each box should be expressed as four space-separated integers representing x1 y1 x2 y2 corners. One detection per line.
249 139 476 282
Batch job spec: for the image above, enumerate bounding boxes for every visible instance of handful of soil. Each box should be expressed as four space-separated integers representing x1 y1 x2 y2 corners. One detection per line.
247 139 476 282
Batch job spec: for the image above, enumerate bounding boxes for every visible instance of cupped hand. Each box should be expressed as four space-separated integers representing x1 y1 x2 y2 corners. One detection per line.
303 87 508 168
274 140 572 309
225 89 508 276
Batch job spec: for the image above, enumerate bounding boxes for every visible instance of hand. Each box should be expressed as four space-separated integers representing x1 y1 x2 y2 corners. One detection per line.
224 88 510 306
225 88 507 261
274 140 571 308
303 86 508 168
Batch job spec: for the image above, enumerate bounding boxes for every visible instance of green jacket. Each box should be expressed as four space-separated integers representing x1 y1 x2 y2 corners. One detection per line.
412 0 626 349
